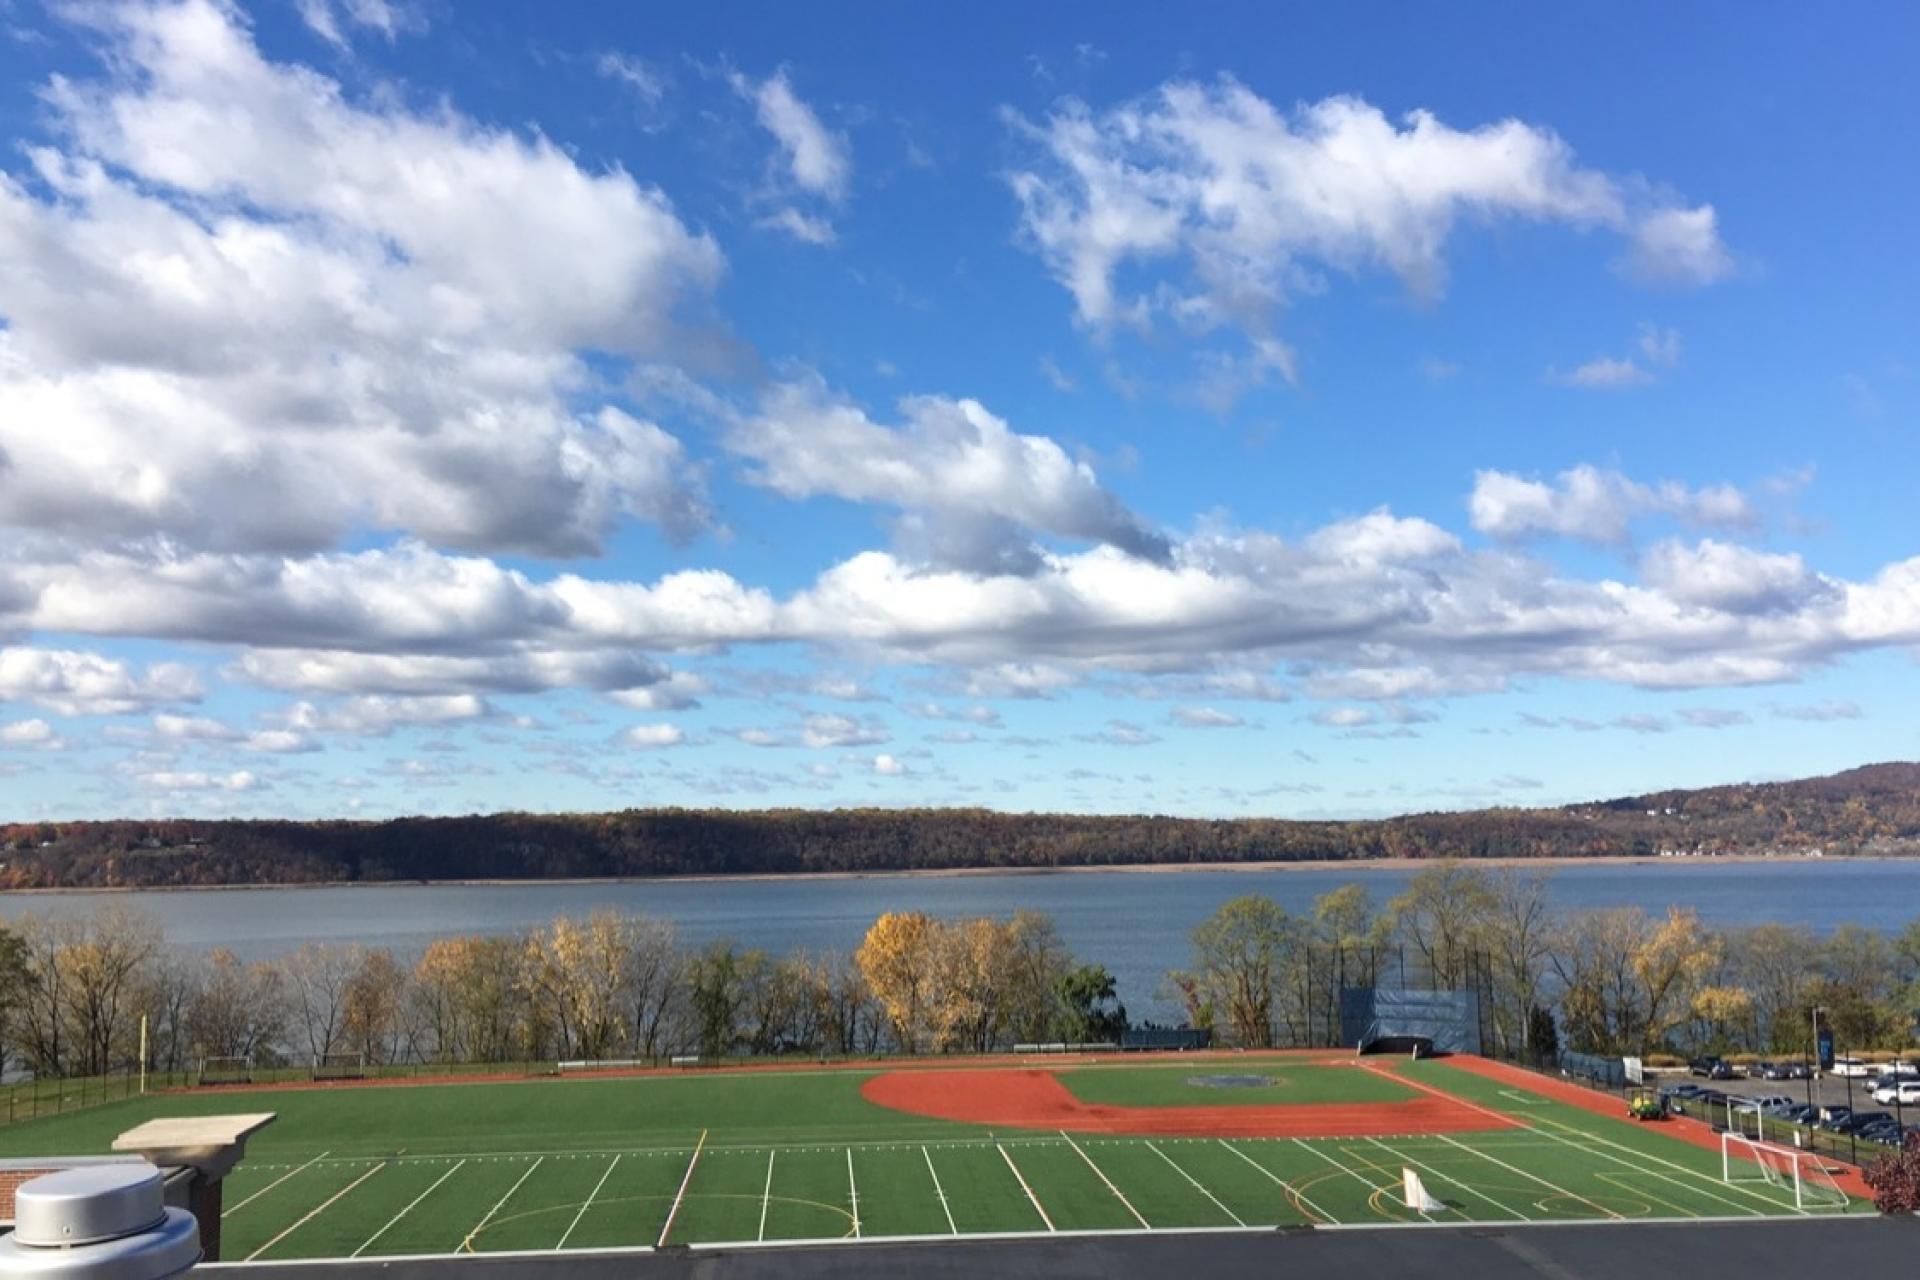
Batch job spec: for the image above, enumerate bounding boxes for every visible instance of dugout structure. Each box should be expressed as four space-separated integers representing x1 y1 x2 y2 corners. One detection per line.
1341 987 1482 1056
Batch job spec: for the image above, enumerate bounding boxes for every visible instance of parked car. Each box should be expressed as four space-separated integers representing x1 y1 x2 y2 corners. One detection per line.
1689 1056 1735 1080
1777 1104 1819 1124
1859 1121 1905 1145
1750 1060 1780 1079
1781 1062 1813 1080
1814 1106 1853 1130
1870 1080 1920 1105
1749 1094 1795 1112
1832 1110 1891 1135
1830 1057 1874 1078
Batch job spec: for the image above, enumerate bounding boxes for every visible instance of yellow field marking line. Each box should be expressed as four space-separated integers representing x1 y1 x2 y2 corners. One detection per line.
227 1150 333 1214
997 1143 1055 1232
1060 1131 1151 1229
1294 1138 1420 1222
656 1129 707 1247
461 1156 545 1253
557 1154 620 1250
1430 1133 1622 1220
352 1158 466 1257
757 1150 775 1242
922 1145 958 1235
1366 1137 1530 1222
1217 1139 1336 1225
846 1147 861 1238
248 1163 386 1262
1144 1141 1245 1227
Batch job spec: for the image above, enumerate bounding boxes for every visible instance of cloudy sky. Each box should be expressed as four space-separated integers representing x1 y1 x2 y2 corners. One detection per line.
0 0 1915 821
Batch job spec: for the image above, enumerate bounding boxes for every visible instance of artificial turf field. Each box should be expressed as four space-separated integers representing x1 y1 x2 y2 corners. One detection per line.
0 1055 1869 1262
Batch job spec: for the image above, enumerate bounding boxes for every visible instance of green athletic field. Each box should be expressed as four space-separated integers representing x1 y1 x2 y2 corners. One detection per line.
0 1059 1869 1262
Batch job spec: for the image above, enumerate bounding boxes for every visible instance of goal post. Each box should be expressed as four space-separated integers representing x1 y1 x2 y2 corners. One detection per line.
312 1051 368 1081
1720 1132 1848 1210
197 1055 253 1086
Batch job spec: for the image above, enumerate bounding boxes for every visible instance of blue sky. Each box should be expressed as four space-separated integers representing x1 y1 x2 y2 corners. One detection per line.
0 0 1915 821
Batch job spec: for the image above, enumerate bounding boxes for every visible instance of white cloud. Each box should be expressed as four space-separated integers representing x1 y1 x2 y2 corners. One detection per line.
1006 81 1729 350
153 712 237 741
1075 719 1159 746
0 647 200 715
1640 540 1828 615
1170 706 1245 728
281 694 489 736
0 718 58 747
731 378 1167 568
907 702 1002 727
138 768 259 792
740 69 849 199
0 0 719 559
1678 707 1750 728
1771 700 1861 722
296 0 412 49
596 52 666 109
1551 356 1653 389
801 714 890 749
1626 205 1734 286
871 753 906 776
1470 465 1755 544
728 67 850 244
1311 706 1376 728
624 722 685 749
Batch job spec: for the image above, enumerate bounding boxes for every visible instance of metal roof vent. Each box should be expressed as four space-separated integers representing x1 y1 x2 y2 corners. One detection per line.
0 1165 200 1278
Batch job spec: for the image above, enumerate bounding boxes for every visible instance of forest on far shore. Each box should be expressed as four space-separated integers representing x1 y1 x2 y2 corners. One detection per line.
3 762 1919 890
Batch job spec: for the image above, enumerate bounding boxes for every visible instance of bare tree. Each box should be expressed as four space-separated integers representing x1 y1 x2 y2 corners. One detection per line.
282 944 359 1064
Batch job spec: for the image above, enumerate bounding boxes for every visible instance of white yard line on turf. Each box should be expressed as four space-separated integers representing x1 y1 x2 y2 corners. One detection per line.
1365 1137 1531 1222
758 1150 775 1242
1294 1138 1421 1221
228 1151 334 1214
656 1130 707 1247
352 1159 466 1258
461 1156 546 1254
1430 1133 1621 1220
247 1163 387 1262
922 1145 958 1236
1217 1139 1338 1225
1060 1131 1151 1230
846 1147 861 1238
1144 1141 1245 1227
997 1143 1055 1232
1522 1119 1788 1218
1369 1064 1753 1219
557 1154 621 1251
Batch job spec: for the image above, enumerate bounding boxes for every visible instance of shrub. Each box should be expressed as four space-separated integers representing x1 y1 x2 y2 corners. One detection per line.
1863 1132 1920 1214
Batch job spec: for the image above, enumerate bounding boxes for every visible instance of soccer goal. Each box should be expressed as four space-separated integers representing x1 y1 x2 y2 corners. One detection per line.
1721 1132 1849 1210
198 1055 253 1086
312 1051 368 1081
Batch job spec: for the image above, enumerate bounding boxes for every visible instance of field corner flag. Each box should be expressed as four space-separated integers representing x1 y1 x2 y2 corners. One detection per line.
1403 1168 1446 1213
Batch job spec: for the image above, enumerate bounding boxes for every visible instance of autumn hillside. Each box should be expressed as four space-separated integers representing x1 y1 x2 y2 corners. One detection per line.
4 762 1919 890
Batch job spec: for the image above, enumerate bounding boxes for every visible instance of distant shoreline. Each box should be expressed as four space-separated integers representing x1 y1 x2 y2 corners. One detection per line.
1 850 1892 895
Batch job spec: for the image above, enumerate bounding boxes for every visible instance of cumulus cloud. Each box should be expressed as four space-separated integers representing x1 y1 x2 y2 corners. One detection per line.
296 0 415 49
1075 719 1160 746
0 718 59 748
1470 466 1755 544
280 694 489 736
1549 324 1682 389
871 753 906 776
624 723 685 749
138 768 260 792
731 378 1168 568
801 714 890 749
1005 81 1730 360
1640 540 1829 615
0 647 200 715
0 0 719 559
1771 700 1862 722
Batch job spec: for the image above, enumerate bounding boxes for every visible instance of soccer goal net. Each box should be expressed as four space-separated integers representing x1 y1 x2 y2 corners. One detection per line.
198 1055 253 1086
313 1052 368 1081
1720 1132 1848 1210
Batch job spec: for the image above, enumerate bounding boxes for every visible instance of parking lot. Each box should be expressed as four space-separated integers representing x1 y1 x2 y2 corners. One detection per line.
1644 1063 1918 1161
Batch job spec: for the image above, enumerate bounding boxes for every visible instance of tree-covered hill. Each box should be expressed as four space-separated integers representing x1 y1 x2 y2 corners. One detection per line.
4 762 1918 889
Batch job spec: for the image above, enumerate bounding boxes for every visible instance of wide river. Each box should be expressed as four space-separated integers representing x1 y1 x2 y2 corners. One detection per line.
3 859 1914 1018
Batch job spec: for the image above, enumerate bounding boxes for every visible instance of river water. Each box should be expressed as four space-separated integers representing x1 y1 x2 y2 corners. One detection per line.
2 859 1913 1018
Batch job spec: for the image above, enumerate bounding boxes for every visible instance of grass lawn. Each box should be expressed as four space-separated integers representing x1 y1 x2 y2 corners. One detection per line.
1056 1063 1415 1108
0 1056 1863 1261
